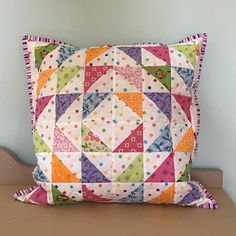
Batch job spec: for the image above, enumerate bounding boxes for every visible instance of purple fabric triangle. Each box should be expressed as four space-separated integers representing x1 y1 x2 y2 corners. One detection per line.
82 153 110 183
56 93 81 122
144 92 171 120
118 47 142 65
177 183 201 205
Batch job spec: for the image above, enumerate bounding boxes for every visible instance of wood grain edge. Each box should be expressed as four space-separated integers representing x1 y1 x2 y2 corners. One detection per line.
0 147 223 187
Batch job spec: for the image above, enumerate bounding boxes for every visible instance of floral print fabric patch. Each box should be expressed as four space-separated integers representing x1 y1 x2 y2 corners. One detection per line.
13 33 218 208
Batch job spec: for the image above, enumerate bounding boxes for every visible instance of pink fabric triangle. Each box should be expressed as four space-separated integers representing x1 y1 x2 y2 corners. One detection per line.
53 125 78 152
84 66 113 92
35 95 53 122
29 186 48 204
113 124 143 152
115 66 142 91
82 184 111 202
143 46 170 65
173 94 192 122
145 153 175 182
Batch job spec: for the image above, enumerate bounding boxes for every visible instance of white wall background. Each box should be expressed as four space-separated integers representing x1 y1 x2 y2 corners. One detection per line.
0 0 235 202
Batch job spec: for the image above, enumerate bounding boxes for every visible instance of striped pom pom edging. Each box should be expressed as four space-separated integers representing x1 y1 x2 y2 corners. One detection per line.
22 35 67 133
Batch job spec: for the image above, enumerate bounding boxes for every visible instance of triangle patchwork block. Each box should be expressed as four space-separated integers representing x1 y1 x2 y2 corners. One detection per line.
143 46 170 65
55 93 81 122
115 92 143 117
57 66 81 93
37 68 57 96
149 184 175 204
33 165 49 182
52 185 77 204
85 47 110 65
118 47 142 65
82 93 110 119
119 184 144 203
115 154 143 182
113 123 143 152
35 44 58 70
82 153 111 183
175 126 194 152
52 153 79 183
145 152 175 182
173 94 192 122
29 186 48 204
143 66 171 91
171 44 197 67
35 95 53 122
177 183 201 205
53 125 78 152
84 66 113 92
177 163 191 182
146 124 173 152
33 130 51 153
57 46 78 67
144 92 171 120
82 184 111 202
81 124 111 152
115 66 142 91
174 67 194 88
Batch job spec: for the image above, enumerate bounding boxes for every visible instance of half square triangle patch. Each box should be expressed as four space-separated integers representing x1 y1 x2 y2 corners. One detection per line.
143 46 170 65
146 124 173 152
84 66 113 92
113 123 143 152
148 184 175 204
119 184 144 203
144 92 171 121
115 154 143 182
55 93 81 122
85 47 111 65
145 152 175 183
52 153 79 183
143 66 171 91
81 153 111 183
118 47 142 65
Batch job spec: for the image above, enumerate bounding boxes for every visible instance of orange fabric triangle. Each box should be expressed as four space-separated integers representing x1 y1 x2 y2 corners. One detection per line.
85 47 110 64
115 92 143 117
149 184 175 204
37 68 57 96
52 153 79 183
175 126 194 152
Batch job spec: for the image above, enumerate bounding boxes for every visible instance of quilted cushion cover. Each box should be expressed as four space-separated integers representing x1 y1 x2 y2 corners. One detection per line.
14 33 217 208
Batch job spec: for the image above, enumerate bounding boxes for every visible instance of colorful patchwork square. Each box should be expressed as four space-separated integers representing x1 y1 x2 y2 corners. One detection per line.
14 33 218 209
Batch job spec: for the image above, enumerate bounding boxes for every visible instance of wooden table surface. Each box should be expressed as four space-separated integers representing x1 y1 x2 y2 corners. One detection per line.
0 185 236 236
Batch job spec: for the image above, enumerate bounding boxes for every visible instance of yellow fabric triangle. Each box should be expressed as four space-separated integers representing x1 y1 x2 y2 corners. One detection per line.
85 47 110 64
149 184 175 204
115 92 143 117
175 126 194 152
37 68 57 96
52 153 79 183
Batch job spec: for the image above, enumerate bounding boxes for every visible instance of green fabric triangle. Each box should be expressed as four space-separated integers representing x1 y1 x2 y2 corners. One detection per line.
172 44 197 67
143 66 171 91
52 185 77 204
35 44 58 70
33 130 51 153
115 153 143 182
81 124 111 152
177 163 191 182
57 66 81 93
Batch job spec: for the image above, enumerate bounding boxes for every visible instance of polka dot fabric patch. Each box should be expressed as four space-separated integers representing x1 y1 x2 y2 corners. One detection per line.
13 33 218 209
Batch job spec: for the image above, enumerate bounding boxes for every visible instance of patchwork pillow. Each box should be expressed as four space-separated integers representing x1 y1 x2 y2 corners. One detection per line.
14 33 218 208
